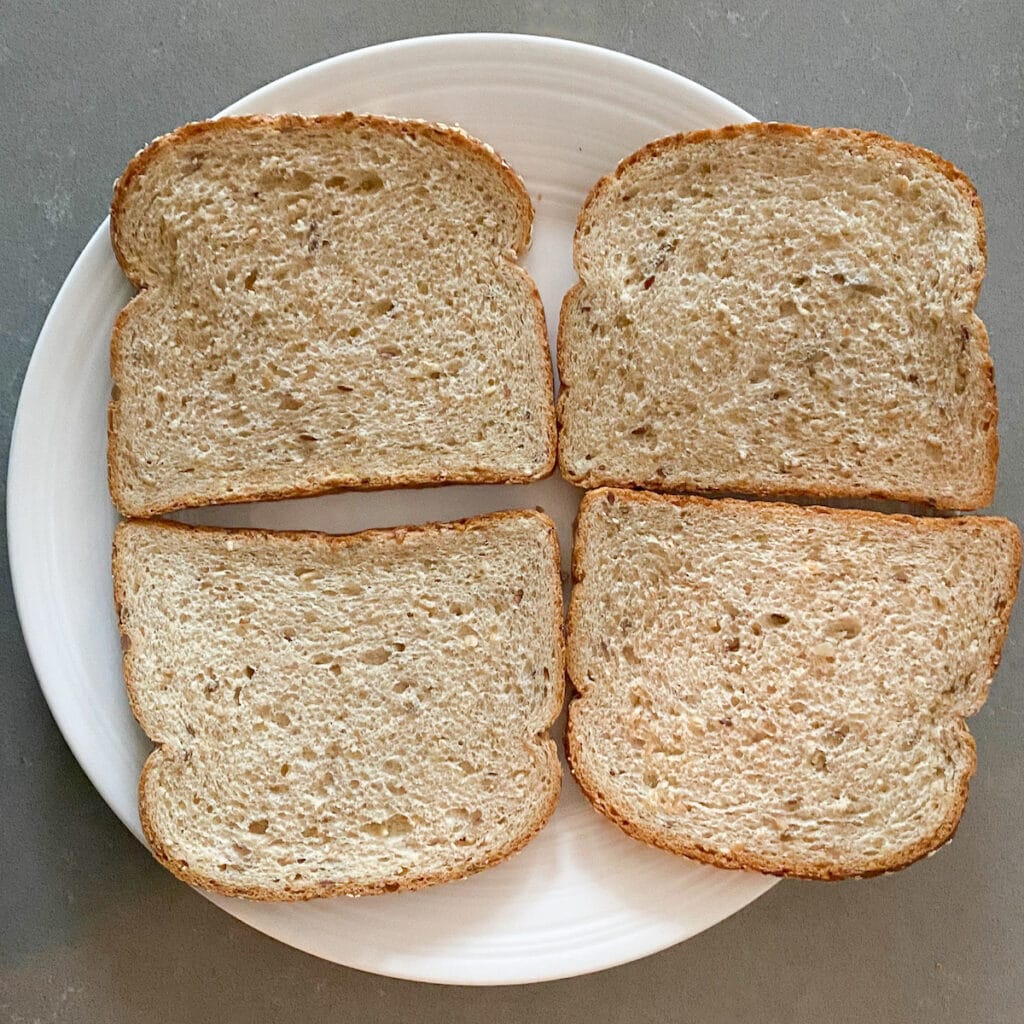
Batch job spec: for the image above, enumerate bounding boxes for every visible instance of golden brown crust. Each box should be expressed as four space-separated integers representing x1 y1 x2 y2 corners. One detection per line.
110 113 535 285
137 743 562 900
115 509 565 899
523 273 559 483
554 282 580 388
565 488 1021 880
110 438 561 524
556 473 992 515
108 113 555 516
565 709 973 880
577 123 986 246
558 122 998 511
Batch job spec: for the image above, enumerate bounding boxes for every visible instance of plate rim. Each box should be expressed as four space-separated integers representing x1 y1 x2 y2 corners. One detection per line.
7 31 772 986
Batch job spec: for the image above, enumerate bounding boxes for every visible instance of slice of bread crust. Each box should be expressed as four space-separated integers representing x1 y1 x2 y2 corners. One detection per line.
109 114 555 517
558 123 997 510
114 510 564 899
566 488 1020 880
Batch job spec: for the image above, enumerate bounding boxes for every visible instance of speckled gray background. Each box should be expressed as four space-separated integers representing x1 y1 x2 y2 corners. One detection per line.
3 2 1022 1020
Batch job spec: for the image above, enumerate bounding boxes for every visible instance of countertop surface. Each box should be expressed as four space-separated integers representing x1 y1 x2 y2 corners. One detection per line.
3 2 1022 1020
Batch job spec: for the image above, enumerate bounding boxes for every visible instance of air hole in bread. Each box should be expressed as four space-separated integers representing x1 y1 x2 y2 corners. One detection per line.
825 616 861 639
851 282 885 297
822 723 850 748
358 647 391 666
362 813 412 839
356 171 383 192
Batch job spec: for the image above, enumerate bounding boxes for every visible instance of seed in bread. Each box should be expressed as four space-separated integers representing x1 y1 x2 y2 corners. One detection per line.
114 511 564 899
109 114 555 518
557 123 997 510
566 488 1020 880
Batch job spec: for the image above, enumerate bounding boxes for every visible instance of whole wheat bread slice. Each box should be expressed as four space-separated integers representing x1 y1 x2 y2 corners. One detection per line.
558 123 997 510
114 511 563 898
566 489 1020 879
109 114 555 518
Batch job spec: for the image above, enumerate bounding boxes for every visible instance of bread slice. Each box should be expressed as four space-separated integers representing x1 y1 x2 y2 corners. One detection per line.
567 488 1020 879
558 123 997 510
109 114 555 518
113 511 563 898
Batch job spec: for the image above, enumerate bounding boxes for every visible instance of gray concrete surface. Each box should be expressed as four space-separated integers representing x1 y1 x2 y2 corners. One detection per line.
2 1 1022 1020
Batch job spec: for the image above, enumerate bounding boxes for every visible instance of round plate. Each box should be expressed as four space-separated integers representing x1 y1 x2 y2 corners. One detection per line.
8 33 774 985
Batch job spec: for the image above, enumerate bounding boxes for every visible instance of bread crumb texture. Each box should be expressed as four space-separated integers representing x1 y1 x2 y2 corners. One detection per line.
109 114 554 517
115 511 563 898
567 489 1020 879
558 123 997 509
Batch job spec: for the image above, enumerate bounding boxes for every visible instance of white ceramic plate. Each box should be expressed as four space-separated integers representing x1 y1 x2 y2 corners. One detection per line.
8 33 775 985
